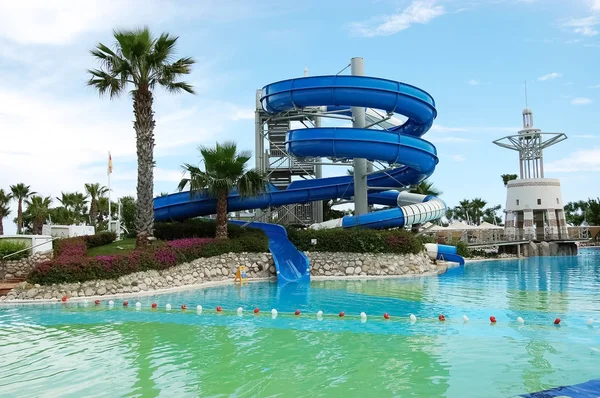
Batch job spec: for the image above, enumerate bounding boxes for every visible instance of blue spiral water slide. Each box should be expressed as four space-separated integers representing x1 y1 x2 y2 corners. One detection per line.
154 74 464 283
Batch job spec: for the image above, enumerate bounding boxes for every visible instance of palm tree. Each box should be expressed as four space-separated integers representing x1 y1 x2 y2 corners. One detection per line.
10 183 35 234
24 195 52 234
178 142 266 240
501 173 518 186
87 26 195 247
410 179 442 196
85 183 108 226
0 189 13 235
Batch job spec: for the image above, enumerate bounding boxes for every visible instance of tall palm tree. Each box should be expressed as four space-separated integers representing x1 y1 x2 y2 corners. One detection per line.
87 26 195 247
24 195 52 234
0 189 13 236
410 179 442 196
178 142 266 240
85 183 107 226
10 183 35 234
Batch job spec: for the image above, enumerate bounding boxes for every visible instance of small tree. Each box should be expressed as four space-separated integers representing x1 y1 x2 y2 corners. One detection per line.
0 189 13 235
10 183 35 234
85 183 108 226
501 174 518 186
178 141 266 239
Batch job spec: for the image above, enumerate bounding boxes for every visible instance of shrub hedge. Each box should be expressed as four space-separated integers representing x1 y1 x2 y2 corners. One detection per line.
155 219 251 240
28 233 269 285
0 240 29 261
54 231 117 256
286 227 424 255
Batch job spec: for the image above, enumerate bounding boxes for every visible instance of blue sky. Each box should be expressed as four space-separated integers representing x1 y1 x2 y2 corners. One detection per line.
1 0 599 234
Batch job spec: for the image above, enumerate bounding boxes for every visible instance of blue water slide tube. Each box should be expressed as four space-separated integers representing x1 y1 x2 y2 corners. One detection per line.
154 74 464 282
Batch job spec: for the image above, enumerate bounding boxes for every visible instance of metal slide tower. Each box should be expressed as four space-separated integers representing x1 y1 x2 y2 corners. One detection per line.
254 57 376 225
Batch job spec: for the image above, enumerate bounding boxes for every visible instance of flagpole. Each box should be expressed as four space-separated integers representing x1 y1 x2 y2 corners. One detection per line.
108 151 112 232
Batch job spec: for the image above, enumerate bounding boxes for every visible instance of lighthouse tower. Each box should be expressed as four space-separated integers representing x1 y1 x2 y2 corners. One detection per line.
493 108 568 241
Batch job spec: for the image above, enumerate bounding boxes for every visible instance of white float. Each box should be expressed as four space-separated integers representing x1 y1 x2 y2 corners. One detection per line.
360 312 367 323
462 315 469 323
166 304 172 311
271 309 278 319
197 305 203 313
135 302 141 309
517 317 525 324
410 314 417 323
588 318 594 326
317 310 323 320
237 307 243 316
108 300 114 307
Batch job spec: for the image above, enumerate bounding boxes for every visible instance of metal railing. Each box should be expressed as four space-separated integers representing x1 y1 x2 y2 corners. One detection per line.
1 236 61 260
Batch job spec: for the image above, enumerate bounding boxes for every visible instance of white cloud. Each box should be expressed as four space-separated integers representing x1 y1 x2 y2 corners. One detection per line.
466 79 480 86
545 148 600 172
0 0 180 45
571 97 593 105
349 0 445 37
562 16 599 36
590 0 600 11
589 84 600 89
538 72 562 81
430 124 468 133
451 155 466 162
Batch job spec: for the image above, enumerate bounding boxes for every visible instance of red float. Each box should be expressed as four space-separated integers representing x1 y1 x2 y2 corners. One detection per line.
181 305 187 310
216 306 223 312
438 314 445 321
61 296 68 302
151 303 157 309
554 318 561 325
295 310 300 316
253 308 260 314
123 301 128 307
384 313 390 320
94 300 100 305
339 311 345 317
490 316 497 323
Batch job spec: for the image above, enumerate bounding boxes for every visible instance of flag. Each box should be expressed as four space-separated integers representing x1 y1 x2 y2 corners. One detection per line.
108 152 113 175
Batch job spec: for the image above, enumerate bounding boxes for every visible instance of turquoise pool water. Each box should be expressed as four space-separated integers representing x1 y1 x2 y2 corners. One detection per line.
1 249 600 397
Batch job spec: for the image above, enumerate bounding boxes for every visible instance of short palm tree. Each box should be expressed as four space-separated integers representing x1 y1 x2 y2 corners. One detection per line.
501 173 518 186
0 189 13 235
87 26 195 247
10 183 35 234
25 195 52 234
178 142 266 240
85 183 107 226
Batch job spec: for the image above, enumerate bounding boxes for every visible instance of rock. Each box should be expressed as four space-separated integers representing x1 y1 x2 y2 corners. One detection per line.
138 283 147 291
85 287 95 296
345 267 355 275
97 287 107 295
222 268 229 276
354 266 362 275
132 286 140 293
26 288 38 299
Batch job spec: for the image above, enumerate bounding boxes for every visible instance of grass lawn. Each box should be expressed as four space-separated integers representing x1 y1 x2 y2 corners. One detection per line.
87 238 137 256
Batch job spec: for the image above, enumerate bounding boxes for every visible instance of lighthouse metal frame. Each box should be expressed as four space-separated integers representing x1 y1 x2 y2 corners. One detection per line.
492 108 567 179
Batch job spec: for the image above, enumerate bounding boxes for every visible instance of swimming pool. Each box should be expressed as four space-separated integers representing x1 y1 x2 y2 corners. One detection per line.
1 249 599 397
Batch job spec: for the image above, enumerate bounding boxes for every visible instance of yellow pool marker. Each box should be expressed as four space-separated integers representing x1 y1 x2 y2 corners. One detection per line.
234 265 248 284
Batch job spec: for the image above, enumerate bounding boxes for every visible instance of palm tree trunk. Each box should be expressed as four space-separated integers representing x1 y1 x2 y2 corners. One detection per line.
133 87 156 248
17 200 22 234
89 200 97 227
215 190 228 240
0 217 4 236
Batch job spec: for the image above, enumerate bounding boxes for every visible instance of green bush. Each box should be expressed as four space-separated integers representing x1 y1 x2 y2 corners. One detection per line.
287 227 424 255
455 240 471 258
85 231 117 248
155 219 251 240
0 240 29 260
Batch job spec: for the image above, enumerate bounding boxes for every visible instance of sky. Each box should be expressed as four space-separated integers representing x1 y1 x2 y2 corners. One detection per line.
1 0 599 234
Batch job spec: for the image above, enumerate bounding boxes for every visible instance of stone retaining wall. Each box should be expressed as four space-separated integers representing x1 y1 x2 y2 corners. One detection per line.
0 251 53 281
2 250 436 301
